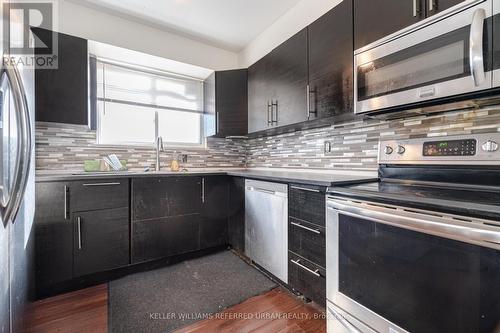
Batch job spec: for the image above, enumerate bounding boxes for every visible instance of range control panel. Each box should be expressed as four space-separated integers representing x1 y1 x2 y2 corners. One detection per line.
378 133 500 165
423 139 476 156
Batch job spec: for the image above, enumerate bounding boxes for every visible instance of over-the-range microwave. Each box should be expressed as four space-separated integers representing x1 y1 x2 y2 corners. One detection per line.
354 0 500 116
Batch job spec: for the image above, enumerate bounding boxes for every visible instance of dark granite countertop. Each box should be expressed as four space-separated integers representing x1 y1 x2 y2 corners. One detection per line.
35 168 378 187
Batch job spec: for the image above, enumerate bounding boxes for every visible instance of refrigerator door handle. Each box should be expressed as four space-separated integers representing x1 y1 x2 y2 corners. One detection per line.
0 63 32 224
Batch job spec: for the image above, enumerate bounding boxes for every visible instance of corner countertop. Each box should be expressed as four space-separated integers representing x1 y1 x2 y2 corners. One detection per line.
35 168 378 187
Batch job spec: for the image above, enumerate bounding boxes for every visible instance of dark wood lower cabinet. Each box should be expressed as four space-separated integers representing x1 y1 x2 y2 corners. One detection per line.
73 207 130 277
288 251 326 307
228 177 245 254
200 177 229 249
132 214 201 264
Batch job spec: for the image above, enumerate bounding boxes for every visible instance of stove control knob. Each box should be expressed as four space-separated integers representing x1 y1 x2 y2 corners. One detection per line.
384 146 394 155
482 140 498 152
397 145 406 155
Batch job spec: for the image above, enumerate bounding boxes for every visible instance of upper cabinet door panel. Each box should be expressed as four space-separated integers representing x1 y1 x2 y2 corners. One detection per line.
308 0 354 122
270 28 309 128
34 28 88 125
426 0 465 16
248 58 271 133
215 69 248 137
354 0 424 50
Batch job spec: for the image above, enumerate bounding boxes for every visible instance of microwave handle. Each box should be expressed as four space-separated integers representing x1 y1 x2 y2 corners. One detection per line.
469 8 486 87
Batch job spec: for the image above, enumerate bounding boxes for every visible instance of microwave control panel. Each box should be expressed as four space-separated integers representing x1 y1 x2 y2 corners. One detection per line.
423 139 477 157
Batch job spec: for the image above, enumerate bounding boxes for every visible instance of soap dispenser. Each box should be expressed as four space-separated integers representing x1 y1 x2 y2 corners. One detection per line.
170 151 180 172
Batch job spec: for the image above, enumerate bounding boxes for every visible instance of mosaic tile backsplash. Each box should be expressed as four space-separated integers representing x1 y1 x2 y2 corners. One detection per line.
36 108 500 172
36 122 246 171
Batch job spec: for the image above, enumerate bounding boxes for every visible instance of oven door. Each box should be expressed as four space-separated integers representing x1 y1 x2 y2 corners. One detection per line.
326 197 500 333
354 0 493 114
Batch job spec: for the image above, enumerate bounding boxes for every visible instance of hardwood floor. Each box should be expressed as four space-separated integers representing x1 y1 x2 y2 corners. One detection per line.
25 284 108 333
25 285 326 333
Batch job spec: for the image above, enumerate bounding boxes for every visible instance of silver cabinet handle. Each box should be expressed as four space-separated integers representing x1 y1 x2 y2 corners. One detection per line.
77 216 82 250
429 0 435 11
291 259 321 277
273 100 278 125
82 182 121 187
412 0 420 17
0 60 32 224
469 8 486 87
290 185 320 193
290 221 321 234
64 185 69 220
306 85 311 119
201 177 205 203
267 101 271 126
216 111 220 134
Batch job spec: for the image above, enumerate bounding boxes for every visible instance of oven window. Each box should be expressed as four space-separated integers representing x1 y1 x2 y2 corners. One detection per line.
338 214 500 333
357 26 470 101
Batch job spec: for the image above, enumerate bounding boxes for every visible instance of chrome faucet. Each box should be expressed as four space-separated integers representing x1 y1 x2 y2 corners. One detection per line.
155 136 164 171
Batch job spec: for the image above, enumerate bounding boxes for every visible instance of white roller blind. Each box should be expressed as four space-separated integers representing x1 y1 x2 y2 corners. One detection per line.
95 60 204 146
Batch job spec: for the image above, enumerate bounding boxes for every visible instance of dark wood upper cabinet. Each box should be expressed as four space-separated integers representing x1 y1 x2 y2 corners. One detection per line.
33 28 88 125
354 0 424 50
248 28 308 133
204 70 248 138
426 0 465 16
308 0 355 123
354 0 467 50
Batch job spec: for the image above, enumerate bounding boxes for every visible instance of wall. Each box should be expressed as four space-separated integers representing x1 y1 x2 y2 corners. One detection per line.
238 0 343 67
245 108 500 170
35 122 246 172
57 0 239 70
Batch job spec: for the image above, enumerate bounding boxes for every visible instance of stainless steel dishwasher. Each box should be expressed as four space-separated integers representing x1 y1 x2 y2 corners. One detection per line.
245 179 288 283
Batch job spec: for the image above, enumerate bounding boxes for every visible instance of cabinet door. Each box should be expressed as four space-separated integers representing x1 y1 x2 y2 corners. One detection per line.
354 0 424 50
200 177 229 249
216 70 248 137
35 182 73 292
248 57 272 133
427 0 464 16
132 214 201 263
132 177 202 221
308 0 355 123
270 28 309 127
33 28 88 125
228 177 245 253
73 207 129 277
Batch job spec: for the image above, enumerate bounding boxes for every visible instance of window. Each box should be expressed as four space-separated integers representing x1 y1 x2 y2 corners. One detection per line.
94 59 204 146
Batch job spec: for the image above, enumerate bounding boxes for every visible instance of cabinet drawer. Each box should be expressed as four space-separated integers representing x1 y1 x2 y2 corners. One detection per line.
288 251 326 307
289 217 325 268
289 184 326 227
71 179 129 212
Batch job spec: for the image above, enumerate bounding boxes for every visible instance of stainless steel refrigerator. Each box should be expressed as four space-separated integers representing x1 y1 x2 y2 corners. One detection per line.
0 1 35 332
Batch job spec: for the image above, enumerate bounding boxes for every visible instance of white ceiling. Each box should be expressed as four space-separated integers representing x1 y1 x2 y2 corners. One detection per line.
69 0 302 52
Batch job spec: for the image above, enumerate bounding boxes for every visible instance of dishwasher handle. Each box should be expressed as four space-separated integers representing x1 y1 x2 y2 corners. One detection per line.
246 186 276 195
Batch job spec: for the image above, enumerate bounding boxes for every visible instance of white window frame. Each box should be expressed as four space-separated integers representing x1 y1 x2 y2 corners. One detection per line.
94 58 206 148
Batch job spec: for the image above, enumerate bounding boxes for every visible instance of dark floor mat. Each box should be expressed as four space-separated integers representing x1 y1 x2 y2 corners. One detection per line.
108 251 277 333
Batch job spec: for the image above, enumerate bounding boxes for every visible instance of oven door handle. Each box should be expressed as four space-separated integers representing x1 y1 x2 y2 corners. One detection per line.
469 7 486 87
327 198 500 249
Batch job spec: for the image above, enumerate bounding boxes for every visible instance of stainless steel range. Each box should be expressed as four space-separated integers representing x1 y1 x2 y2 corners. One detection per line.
326 133 500 333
